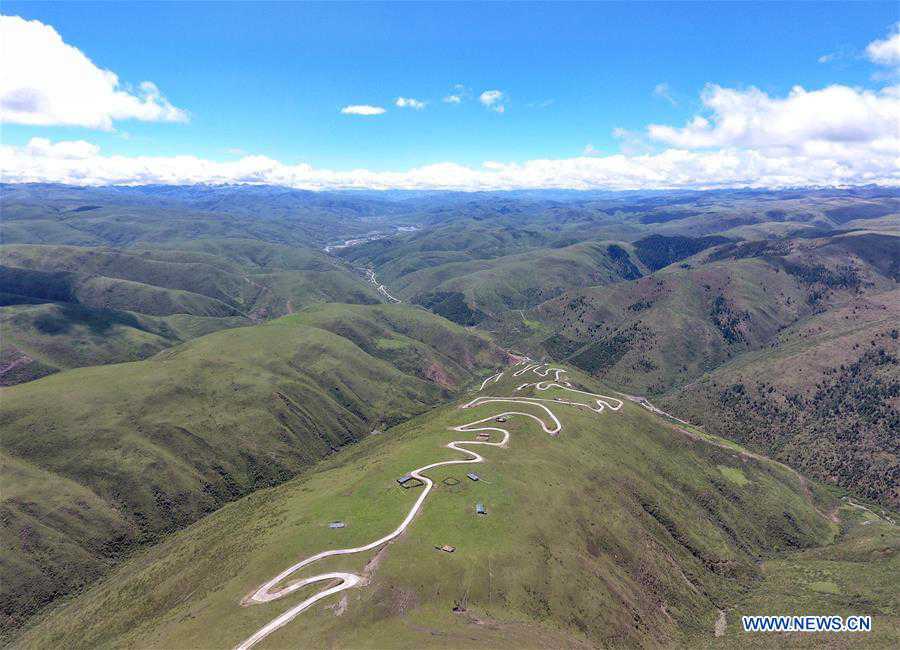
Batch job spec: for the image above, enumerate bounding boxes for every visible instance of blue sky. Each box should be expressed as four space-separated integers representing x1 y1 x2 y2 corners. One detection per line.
2 2 898 189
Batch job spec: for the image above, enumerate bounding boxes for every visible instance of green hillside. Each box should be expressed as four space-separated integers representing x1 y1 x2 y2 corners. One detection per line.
0 184 403 249
0 302 246 385
12 363 895 650
526 232 899 507
0 304 505 634
345 240 645 325
409 241 643 320
1 243 381 318
533 232 899 395
4 184 899 648
664 288 899 507
0 243 383 383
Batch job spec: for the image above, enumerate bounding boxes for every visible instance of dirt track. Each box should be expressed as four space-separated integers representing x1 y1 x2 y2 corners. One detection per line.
234 359 622 649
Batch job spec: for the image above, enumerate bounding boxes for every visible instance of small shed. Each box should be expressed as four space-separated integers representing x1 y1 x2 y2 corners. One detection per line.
466 472 480 481
476 503 486 515
328 521 346 529
396 474 424 489
435 544 456 553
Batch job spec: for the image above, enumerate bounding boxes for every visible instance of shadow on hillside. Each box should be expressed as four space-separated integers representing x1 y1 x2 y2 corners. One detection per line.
32 304 150 336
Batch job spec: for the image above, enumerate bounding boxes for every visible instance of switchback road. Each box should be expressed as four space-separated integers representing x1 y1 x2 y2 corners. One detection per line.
235 359 621 649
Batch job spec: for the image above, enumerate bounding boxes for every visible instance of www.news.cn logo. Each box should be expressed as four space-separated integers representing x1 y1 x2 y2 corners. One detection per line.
742 615 872 633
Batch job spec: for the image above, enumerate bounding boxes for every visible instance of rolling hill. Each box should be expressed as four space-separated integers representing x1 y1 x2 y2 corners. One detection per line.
664 288 899 507
0 183 406 249
344 239 646 325
3 183 899 647
527 231 899 506
9 362 896 649
533 232 899 394
0 304 506 635
0 242 383 384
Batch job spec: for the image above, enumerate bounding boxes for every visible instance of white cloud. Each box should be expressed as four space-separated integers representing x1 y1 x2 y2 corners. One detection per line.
23 137 100 159
647 83 900 154
4 133 897 190
818 53 836 64
479 90 506 112
612 127 654 156
866 23 900 67
5 62 899 191
340 104 386 115
0 15 187 130
443 84 469 104
395 96 426 110
653 83 677 106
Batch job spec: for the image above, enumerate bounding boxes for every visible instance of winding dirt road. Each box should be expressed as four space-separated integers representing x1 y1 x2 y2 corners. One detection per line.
363 268 401 303
235 360 622 649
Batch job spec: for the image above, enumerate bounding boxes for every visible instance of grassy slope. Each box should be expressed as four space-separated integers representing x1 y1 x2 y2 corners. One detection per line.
534 257 818 394
0 304 505 634
12 365 878 650
404 241 643 315
344 239 645 325
0 243 383 383
1 243 381 318
532 233 899 395
692 502 899 649
0 184 401 249
664 289 899 507
0 302 247 385
2 245 261 308
524 233 899 507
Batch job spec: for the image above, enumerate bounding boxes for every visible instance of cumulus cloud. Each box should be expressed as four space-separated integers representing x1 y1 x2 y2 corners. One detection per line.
23 137 100 159
866 23 900 67
479 90 506 112
0 15 187 130
395 96 426 110
5 57 899 191
647 84 900 155
340 104 386 115
653 83 677 106
4 133 897 190
443 84 470 104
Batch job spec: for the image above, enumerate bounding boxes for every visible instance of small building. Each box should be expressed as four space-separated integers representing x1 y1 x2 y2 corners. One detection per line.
466 472 480 481
476 503 486 515
435 544 456 553
328 521 346 529
397 474 424 489
476 433 491 440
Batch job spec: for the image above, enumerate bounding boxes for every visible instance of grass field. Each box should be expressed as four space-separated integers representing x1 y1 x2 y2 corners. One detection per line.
666 288 899 507
0 303 505 635
12 364 879 650
0 242 384 383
